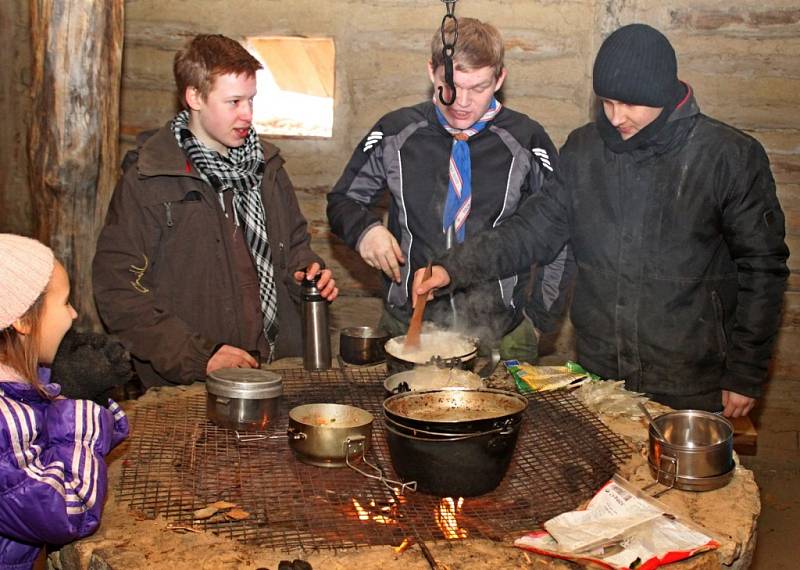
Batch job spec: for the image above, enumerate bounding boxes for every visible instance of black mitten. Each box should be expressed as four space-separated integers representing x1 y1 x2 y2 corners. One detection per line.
51 329 134 404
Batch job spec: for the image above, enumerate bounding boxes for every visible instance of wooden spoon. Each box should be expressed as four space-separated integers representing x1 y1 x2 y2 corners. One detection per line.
405 261 432 349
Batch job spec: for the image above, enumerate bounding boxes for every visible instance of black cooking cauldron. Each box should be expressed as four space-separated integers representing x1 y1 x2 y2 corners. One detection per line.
382 388 528 496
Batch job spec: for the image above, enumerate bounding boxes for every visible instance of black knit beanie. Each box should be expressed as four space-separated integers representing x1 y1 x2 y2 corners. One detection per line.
593 24 683 107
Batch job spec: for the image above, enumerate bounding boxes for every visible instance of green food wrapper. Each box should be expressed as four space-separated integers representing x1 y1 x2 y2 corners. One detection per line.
505 360 590 394
565 361 603 381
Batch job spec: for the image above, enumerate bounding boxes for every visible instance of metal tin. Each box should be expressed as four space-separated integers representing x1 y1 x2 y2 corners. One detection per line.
647 409 734 492
206 368 283 431
339 326 389 365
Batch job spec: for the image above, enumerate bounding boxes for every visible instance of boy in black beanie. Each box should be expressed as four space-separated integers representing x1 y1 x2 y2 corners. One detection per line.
418 23 789 419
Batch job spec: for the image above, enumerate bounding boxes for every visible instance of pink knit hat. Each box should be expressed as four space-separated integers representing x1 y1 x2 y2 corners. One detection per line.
0 234 55 329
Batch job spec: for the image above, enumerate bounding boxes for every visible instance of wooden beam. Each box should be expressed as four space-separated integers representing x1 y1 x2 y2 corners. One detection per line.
28 0 124 330
731 415 758 456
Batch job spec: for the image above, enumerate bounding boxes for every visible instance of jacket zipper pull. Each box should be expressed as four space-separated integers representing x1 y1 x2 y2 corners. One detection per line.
163 202 174 227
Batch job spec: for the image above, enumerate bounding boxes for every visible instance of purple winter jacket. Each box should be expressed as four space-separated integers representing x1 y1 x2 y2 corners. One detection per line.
0 364 128 570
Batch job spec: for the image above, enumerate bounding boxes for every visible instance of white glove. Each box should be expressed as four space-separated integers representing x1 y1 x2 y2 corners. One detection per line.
357 225 405 282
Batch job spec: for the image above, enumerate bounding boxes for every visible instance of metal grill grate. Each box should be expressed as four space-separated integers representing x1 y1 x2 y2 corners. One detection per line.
117 368 632 550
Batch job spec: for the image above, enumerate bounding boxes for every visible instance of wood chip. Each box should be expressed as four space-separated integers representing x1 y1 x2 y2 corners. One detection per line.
225 508 251 520
167 523 202 534
210 501 238 510
192 506 219 520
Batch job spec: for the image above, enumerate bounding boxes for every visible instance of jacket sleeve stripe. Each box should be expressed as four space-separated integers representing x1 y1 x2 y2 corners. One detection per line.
1 396 104 514
0 397 70 501
6 397 82 500
540 246 570 310
72 400 103 510
107 399 127 423
493 155 518 307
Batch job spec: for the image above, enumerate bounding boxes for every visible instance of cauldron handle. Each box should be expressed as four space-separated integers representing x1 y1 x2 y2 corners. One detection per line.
344 437 417 495
392 381 411 394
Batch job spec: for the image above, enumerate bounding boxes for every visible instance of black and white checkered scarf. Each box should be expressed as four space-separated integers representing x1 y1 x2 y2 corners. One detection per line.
171 110 279 357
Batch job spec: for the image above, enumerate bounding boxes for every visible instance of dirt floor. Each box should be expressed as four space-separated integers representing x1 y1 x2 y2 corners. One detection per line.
740 456 800 569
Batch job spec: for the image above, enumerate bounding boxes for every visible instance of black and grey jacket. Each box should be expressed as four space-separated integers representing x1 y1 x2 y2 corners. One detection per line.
327 101 574 342
438 91 789 410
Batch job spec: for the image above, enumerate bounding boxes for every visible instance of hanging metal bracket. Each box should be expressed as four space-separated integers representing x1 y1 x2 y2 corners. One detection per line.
437 0 458 106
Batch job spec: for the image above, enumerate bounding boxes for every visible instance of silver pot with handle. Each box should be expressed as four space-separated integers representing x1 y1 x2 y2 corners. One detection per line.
648 409 734 492
206 368 283 431
287 403 374 467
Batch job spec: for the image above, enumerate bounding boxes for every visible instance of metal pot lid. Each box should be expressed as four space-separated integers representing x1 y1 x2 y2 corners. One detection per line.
206 368 283 399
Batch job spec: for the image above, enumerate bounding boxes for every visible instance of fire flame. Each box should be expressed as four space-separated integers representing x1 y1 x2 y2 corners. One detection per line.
394 537 413 554
434 497 468 539
351 498 397 525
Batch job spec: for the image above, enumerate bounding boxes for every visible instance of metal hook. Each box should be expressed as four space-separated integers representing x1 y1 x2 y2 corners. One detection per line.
437 4 458 106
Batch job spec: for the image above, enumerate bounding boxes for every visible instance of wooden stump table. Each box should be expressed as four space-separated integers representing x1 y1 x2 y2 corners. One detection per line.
51 359 758 570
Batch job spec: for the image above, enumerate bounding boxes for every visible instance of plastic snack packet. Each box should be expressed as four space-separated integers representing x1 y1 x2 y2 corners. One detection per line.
505 360 589 394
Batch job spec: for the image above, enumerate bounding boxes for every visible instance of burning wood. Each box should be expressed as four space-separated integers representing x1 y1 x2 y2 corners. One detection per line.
393 537 413 554
434 497 468 540
351 498 398 525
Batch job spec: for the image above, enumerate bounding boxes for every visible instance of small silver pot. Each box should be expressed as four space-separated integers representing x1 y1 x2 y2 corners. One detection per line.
648 409 734 491
339 326 390 365
288 403 374 467
206 368 283 431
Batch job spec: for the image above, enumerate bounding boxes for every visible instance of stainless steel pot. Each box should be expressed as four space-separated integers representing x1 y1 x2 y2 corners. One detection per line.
339 326 390 365
384 332 478 374
288 403 374 467
648 409 734 491
206 368 283 431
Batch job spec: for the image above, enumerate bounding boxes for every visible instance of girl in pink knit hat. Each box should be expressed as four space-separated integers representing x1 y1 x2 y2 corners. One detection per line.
0 233 128 570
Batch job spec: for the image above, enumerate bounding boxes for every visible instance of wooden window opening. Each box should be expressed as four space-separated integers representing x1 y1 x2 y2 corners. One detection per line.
246 36 335 138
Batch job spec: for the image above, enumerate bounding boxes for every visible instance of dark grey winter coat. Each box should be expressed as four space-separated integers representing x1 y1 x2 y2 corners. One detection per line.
439 91 789 410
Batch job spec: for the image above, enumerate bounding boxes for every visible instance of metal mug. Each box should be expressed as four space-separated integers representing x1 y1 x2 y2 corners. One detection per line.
339 326 389 365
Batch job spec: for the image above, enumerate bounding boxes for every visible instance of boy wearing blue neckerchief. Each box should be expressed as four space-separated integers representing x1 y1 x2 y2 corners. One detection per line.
328 18 574 360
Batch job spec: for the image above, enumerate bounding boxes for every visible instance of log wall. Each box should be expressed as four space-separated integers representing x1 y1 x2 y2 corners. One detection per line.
27 0 124 330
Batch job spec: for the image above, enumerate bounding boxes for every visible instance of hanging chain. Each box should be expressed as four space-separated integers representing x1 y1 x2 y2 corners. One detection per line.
437 0 458 106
